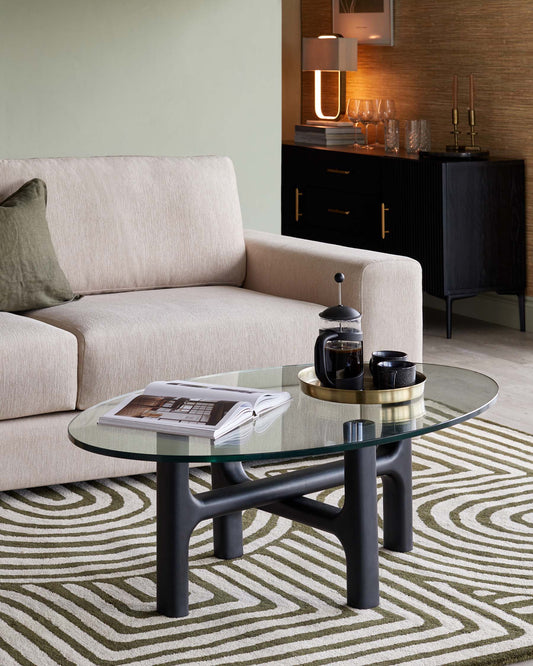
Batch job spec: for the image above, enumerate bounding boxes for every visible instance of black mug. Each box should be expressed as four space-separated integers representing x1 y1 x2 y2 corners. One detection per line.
369 350 408 380
375 360 417 389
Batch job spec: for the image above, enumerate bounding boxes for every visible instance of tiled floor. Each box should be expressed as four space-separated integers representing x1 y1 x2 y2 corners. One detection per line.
423 308 533 435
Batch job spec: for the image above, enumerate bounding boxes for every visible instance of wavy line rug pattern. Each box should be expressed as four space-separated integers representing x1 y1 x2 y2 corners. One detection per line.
0 419 532 666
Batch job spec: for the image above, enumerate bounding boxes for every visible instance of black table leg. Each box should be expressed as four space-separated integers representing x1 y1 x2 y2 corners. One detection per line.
211 462 244 559
378 439 413 552
155 439 411 617
157 461 196 617
338 447 379 609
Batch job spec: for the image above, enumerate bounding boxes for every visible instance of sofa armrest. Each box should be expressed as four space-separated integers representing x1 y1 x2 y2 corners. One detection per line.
244 229 423 362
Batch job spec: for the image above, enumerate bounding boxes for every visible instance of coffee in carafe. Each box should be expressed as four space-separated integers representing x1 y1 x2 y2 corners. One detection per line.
314 273 364 390
324 339 364 385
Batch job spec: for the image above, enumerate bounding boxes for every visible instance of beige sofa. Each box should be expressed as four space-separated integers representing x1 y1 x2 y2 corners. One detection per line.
0 155 423 491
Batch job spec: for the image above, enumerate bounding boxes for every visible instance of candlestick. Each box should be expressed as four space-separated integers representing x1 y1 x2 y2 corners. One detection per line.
467 107 481 151
443 74 487 157
446 107 462 152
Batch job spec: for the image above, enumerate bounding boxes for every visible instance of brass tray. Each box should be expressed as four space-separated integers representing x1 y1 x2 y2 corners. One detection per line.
378 397 425 423
298 365 426 405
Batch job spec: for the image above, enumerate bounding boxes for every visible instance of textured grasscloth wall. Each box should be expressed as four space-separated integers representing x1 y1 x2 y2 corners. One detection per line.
301 0 533 296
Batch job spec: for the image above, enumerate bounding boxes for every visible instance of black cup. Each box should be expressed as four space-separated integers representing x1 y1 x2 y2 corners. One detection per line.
375 360 417 389
369 350 408 379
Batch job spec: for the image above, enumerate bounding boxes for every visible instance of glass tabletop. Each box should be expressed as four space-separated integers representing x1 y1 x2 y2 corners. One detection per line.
68 364 498 463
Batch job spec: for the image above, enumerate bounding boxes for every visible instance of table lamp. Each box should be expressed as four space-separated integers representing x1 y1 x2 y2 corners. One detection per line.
302 35 358 121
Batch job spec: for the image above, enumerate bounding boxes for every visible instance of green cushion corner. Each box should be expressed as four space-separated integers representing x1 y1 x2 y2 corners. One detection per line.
0 178 76 312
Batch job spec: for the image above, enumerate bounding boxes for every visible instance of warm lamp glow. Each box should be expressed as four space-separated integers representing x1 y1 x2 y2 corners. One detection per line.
314 70 341 120
302 36 358 121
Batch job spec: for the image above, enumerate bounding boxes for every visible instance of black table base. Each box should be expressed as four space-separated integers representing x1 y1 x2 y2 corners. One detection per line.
156 436 412 618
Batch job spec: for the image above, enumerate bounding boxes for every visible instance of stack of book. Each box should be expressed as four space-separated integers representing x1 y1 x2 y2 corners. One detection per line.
294 121 364 146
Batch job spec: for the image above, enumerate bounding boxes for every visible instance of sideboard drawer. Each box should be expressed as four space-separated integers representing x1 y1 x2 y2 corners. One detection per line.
300 188 381 248
300 150 381 195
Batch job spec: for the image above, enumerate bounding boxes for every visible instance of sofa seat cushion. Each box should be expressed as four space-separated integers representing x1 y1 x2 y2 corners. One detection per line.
0 312 77 420
0 156 246 295
26 286 323 410
0 412 155 492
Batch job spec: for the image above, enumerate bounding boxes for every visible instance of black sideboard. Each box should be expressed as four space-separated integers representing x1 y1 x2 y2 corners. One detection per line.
282 142 526 338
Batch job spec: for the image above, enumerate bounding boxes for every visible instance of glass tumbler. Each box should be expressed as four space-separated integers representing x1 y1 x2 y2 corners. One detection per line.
384 119 400 152
418 119 431 151
405 120 420 154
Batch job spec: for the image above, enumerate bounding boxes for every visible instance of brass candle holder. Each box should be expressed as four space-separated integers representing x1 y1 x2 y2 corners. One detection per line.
443 107 488 158
421 75 489 160
446 107 463 152
467 108 482 152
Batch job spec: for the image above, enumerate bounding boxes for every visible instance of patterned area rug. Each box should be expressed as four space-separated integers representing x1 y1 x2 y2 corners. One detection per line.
0 419 532 666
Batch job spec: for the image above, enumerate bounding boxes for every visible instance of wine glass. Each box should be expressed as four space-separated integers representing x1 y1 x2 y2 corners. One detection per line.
381 99 396 121
346 98 362 147
358 99 376 149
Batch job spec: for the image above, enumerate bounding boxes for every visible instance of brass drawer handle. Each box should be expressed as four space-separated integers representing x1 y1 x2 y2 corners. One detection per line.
381 202 390 239
328 208 350 216
326 168 351 175
295 188 303 221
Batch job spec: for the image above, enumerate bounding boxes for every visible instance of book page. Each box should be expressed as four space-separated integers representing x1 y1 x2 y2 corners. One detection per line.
143 380 290 415
212 400 291 446
99 392 253 438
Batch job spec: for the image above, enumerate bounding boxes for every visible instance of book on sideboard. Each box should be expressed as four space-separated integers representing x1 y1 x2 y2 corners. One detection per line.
295 123 361 135
305 120 354 127
294 122 363 146
98 380 291 440
294 135 363 146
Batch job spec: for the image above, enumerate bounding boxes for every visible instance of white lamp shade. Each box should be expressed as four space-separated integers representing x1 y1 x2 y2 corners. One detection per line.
302 36 358 72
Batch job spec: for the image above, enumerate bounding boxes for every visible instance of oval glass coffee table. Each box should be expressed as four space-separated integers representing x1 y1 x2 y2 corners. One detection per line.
69 363 498 617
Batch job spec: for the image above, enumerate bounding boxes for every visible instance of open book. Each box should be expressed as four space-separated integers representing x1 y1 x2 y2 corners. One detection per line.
97 380 291 440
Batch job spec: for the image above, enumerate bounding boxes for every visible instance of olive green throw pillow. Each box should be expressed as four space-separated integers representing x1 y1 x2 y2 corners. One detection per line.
0 178 75 312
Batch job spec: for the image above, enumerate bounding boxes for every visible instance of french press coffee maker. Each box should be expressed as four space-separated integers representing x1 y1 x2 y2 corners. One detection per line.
314 273 364 390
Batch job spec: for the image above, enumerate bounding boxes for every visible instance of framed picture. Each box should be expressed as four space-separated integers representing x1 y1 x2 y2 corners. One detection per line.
332 0 394 46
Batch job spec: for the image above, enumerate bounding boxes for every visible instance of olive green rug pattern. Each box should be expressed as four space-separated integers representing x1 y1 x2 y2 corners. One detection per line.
0 419 532 665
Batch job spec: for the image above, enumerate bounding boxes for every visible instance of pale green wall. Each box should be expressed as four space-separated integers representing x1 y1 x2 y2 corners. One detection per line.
0 0 281 232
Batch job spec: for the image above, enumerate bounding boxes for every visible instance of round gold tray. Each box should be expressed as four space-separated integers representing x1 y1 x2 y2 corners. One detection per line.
298 366 426 405
379 398 425 423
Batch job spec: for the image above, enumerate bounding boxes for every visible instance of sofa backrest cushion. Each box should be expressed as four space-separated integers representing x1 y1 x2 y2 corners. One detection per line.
0 156 246 294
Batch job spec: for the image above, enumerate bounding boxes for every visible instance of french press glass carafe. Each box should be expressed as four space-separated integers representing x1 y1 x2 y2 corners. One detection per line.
314 273 364 390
